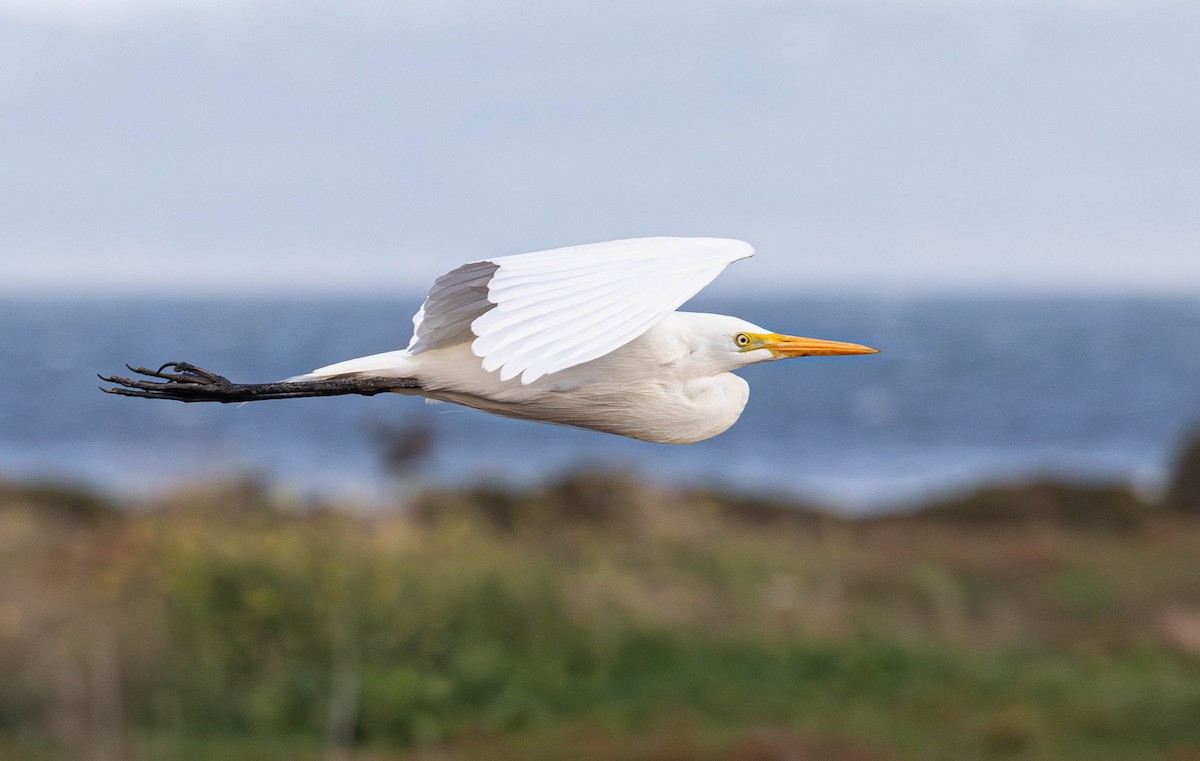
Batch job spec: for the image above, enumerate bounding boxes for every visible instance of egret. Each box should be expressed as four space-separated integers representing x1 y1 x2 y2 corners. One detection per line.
102 237 878 443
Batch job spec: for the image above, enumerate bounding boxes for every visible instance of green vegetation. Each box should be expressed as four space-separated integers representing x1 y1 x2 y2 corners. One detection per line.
2 475 1199 760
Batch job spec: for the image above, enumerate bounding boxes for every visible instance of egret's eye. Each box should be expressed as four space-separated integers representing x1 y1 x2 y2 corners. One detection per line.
735 333 752 348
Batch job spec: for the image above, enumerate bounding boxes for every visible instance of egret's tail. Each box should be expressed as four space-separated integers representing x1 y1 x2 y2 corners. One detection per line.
286 350 417 382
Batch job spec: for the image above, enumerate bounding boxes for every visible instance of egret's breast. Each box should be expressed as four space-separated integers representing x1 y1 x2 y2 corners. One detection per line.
668 372 750 443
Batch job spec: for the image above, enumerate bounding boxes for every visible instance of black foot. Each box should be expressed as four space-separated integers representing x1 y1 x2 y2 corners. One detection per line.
100 362 419 403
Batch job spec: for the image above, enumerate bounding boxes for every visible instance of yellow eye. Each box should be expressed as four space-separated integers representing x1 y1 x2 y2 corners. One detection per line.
735 333 751 348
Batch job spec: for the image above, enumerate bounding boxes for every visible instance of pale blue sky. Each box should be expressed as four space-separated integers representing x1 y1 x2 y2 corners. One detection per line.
2 0 1197 294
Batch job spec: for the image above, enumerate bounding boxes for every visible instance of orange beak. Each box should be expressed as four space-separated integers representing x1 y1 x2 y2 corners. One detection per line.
756 333 880 358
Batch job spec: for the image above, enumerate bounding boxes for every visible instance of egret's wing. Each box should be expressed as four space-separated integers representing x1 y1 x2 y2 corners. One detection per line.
407 237 753 384
405 260 500 357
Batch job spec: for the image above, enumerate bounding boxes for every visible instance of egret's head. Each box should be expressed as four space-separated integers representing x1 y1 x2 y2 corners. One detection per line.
680 313 879 373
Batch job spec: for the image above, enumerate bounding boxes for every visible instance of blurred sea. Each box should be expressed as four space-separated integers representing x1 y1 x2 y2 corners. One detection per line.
2 295 1199 514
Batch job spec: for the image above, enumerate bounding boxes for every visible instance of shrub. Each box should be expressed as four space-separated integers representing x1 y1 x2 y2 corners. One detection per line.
1167 428 1200 515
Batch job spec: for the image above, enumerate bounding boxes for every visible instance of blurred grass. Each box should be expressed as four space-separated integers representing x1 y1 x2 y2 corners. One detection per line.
2 476 1200 760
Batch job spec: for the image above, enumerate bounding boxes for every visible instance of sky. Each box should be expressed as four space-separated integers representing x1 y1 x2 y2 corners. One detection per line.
1 0 1197 295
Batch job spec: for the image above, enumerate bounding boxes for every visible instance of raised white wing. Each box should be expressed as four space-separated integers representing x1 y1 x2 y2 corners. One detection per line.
407 236 753 384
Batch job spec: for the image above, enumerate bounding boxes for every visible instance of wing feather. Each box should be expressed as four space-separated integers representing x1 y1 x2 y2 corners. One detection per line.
480 294 657 378
406 237 753 383
405 261 499 354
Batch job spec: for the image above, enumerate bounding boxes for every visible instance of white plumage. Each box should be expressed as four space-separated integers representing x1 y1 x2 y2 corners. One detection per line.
295 237 877 443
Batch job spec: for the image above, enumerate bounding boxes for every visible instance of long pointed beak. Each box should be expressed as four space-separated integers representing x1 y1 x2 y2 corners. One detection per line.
760 333 880 358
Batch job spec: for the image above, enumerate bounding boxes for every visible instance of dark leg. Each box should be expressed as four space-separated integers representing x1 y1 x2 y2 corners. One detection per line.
99 362 420 403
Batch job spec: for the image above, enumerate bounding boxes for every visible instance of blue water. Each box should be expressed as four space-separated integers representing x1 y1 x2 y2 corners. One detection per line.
1 295 1199 514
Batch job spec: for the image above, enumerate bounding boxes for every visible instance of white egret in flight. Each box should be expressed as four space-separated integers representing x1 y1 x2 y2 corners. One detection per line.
103 237 878 443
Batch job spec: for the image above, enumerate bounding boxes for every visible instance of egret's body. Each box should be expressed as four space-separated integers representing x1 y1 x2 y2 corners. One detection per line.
291 237 878 444
317 313 751 443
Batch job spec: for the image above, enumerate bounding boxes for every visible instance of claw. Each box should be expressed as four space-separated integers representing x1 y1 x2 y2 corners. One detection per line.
101 386 161 399
118 362 225 386
156 361 206 379
160 361 218 379
126 364 182 382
